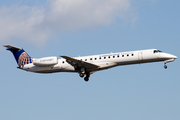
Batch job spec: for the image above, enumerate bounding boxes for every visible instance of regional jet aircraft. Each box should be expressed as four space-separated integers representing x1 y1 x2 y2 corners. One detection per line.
4 45 177 81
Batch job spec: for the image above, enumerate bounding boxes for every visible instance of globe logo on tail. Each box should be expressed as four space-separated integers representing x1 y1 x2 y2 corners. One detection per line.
18 52 33 67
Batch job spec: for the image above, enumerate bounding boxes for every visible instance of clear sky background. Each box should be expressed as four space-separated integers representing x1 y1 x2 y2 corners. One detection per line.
0 0 180 120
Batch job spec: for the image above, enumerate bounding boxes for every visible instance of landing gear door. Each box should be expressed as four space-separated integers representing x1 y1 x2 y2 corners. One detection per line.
138 52 143 60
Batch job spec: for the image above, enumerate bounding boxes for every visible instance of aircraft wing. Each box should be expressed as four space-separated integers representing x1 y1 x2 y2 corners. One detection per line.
61 56 99 70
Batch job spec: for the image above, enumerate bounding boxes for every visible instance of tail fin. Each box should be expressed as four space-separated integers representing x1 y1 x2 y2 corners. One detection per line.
4 45 33 67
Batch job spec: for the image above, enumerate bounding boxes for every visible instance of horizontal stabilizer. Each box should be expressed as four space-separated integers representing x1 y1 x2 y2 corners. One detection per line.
4 45 21 52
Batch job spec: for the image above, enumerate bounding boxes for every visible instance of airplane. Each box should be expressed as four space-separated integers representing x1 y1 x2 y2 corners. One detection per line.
4 45 177 81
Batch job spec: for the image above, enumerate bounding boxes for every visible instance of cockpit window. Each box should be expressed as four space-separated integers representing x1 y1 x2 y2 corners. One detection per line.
153 50 158 53
153 50 162 53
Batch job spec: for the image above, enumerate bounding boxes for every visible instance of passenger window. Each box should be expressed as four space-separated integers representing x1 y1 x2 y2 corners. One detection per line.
108 56 110 58
122 55 124 57
95 58 97 60
104 57 106 59
132 54 134 56
117 55 119 57
127 54 129 57
113 56 115 58
62 61 64 63
90 58 92 60
85 59 87 61
99 57 101 59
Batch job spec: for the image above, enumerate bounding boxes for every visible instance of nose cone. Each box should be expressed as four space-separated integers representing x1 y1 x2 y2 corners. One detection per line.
174 55 177 59
167 54 177 59
160 53 177 59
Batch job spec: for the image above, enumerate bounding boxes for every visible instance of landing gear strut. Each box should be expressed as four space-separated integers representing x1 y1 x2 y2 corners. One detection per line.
79 67 85 77
164 59 175 69
164 63 167 69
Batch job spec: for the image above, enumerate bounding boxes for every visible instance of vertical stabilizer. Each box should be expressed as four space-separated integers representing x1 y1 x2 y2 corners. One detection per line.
4 45 33 67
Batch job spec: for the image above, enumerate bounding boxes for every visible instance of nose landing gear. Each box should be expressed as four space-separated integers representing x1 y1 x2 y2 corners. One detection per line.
164 58 176 69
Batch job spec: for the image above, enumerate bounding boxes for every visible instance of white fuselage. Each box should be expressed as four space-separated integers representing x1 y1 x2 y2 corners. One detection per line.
22 49 177 73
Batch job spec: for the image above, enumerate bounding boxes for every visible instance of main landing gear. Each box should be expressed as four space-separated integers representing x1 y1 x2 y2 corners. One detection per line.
79 67 85 78
84 73 90 82
79 72 90 81
79 67 90 81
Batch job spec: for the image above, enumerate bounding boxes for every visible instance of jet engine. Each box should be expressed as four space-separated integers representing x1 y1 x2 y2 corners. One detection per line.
33 57 58 66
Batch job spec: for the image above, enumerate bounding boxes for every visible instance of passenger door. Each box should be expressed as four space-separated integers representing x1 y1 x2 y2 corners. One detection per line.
138 52 143 60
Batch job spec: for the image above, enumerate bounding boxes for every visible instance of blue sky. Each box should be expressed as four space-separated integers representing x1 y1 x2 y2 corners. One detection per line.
0 0 180 120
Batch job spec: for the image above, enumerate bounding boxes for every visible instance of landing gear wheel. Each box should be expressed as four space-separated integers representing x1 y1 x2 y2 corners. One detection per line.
84 72 90 82
84 77 89 81
164 64 167 69
79 73 85 77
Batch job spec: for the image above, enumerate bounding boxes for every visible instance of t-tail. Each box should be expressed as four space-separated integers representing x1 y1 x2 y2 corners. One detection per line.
4 45 33 67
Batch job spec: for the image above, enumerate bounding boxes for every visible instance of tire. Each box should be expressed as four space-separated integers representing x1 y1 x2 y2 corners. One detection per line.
84 77 89 81
79 73 84 77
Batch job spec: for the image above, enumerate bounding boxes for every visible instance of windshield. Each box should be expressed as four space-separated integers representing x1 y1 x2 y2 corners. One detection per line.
153 50 162 53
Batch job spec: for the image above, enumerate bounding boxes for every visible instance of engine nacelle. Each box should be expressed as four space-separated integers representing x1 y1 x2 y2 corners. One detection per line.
33 57 58 66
